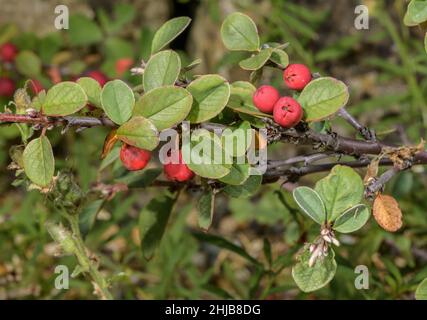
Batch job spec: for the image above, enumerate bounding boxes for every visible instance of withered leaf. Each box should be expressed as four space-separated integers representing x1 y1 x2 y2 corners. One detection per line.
373 194 403 232
363 157 380 185
101 129 118 159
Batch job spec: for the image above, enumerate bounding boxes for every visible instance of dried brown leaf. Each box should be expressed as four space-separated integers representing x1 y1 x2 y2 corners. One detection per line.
373 194 403 232
101 129 118 159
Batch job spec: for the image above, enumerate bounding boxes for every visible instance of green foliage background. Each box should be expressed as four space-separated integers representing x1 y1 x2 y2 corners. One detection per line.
1 0 427 299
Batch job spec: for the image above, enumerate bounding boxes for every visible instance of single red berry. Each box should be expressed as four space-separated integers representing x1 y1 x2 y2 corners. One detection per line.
164 151 194 182
0 43 18 62
253 85 280 113
283 64 312 91
115 58 134 77
273 96 303 128
0 77 15 97
30 79 43 94
120 144 151 171
86 70 108 87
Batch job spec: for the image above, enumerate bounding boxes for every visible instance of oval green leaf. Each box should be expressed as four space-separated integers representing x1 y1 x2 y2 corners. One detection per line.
116 116 159 151
315 165 364 222
224 172 262 198
292 246 337 293
143 50 181 92
404 0 427 26
101 80 135 125
270 48 289 68
333 204 370 234
23 136 55 187
43 82 87 116
219 163 250 185
15 51 41 78
183 129 231 179
186 74 230 123
77 77 102 108
151 17 191 54
239 48 272 70
293 186 326 225
134 86 192 130
298 77 349 122
221 12 260 51
221 120 252 158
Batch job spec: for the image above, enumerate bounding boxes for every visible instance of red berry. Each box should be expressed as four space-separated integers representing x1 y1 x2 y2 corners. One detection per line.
120 144 151 171
253 85 280 113
0 77 15 97
30 79 43 94
86 70 108 87
283 64 312 91
164 151 194 182
0 43 18 62
115 58 134 77
273 97 303 128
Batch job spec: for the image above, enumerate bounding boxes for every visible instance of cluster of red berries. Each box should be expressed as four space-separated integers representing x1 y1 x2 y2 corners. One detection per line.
252 63 312 128
120 144 194 182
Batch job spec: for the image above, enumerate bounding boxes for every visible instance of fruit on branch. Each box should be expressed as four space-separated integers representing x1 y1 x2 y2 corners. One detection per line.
163 151 194 182
120 143 151 171
253 85 280 113
115 58 134 77
30 79 43 94
0 77 15 97
273 96 303 128
283 63 312 91
0 42 18 62
86 70 108 87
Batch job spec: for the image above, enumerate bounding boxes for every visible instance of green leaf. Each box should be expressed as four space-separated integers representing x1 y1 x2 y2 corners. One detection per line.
292 186 326 225
186 74 230 123
143 50 181 92
292 246 337 293
116 116 159 151
221 121 252 158
224 173 262 198
416 277 427 300
43 82 87 116
239 48 272 70
315 165 364 222
183 129 231 179
404 0 427 26
77 77 102 108
198 189 215 230
191 231 261 266
333 204 370 233
228 81 256 110
134 86 192 130
219 163 250 185
139 193 176 260
425 33 427 54
15 51 41 77
151 17 191 54
298 77 349 122
270 48 289 68
221 12 260 51
23 136 55 187
79 199 104 236
68 14 103 46
101 80 135 125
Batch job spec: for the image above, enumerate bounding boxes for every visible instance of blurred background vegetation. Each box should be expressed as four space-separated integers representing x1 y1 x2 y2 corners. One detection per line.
1 0 427 299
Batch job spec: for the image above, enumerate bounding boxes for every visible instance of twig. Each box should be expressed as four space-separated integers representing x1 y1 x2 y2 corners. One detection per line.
364 167 401 198
338 108 376 141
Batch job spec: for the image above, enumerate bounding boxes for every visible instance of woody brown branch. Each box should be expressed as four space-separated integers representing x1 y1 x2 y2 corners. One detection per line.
1 112 427 175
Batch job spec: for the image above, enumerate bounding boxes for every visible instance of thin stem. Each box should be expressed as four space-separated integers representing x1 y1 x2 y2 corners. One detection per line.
67 215 113 300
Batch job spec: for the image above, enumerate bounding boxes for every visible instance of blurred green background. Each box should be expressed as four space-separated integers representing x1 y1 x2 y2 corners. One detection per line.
0 0 427 299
